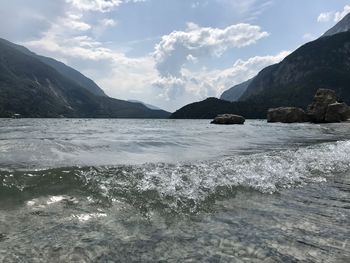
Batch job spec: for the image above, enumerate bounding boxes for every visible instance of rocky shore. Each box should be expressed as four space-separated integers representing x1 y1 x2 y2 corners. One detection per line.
268 89 350 123
212 89 350 125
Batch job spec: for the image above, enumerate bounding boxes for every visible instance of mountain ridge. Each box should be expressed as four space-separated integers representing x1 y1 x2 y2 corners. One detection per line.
0 38 107 97
128 100 162 110
323 13 350 37
220 78 254 102
0 38 170 118
171 15 350 119
218 12 350 107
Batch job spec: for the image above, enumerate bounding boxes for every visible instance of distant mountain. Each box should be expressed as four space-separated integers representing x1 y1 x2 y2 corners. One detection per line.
170 98 271 119
0 38 106 97
220 78 254 102
323 13 350 37
0 38 170 118
128 100 163 110
172 15 350 119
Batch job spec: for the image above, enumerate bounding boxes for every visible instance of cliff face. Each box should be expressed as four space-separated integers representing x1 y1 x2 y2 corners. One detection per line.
240 31 350 109
220 78 253 102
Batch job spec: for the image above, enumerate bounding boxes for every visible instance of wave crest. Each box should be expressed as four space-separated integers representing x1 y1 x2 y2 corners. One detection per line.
1 141 350 213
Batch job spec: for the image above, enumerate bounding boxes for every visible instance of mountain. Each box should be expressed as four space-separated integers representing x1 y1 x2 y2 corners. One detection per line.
170 98 271 119
324 13 350 37
220 78 254 102
128 100 163 110
239 31 350 108
172 15 350 119
0 38 106 97
0 38 170 118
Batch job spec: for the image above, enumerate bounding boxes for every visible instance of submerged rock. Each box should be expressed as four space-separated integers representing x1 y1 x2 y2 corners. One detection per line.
307 89 337 123
325 102 350 122
267 107 308 123
211 114 245 125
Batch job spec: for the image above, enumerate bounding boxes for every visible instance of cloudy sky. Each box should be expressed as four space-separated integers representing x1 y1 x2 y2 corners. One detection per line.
1 0 349 111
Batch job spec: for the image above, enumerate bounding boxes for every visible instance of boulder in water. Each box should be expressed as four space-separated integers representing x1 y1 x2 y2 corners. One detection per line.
211 114 245 125
307 89 337 123
267 107 308 123
325 102 350 122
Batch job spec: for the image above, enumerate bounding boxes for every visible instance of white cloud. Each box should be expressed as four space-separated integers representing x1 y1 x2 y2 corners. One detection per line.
66 0 123 12
317 12 333 23
334 5 350 22
302 33 316 41
152 51 290 109
17 0 281 111
66 0 146 12
207 51 291 95
317 5 350 23
26 27 136 63
100 18 117 27
151 22 271 106
154 22 269 77
62 13 91 31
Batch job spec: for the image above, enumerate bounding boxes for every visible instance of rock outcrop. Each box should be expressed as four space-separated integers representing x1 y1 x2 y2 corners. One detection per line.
325 102 350 123
307 89 337 123
267 107 308 123
307 89 349 123
211 114 245 125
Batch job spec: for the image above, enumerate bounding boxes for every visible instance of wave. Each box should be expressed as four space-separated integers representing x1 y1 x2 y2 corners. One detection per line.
1 140 350 213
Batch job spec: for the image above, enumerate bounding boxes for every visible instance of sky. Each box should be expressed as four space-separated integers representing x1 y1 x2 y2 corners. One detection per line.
1 0 350 112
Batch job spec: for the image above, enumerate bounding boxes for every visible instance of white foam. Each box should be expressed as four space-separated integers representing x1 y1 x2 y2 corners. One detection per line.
133 140 350 199
74 140 350 212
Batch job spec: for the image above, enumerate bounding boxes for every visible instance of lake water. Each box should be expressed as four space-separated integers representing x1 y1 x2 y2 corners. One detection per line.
0 119 349 262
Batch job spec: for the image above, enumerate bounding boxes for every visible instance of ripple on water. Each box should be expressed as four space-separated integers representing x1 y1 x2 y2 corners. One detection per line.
0 120 350 262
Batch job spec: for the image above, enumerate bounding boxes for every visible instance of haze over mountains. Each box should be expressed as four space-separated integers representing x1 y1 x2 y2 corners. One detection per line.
220 78 254 102
171 13 350 119
0 39 170 118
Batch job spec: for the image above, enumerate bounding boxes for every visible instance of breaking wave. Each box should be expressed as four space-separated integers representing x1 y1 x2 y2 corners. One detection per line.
1 140 350 213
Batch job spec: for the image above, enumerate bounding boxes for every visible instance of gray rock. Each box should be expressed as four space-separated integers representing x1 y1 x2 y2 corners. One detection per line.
267 107 308 123
307 89 337 123
211 114 245 125
325 102 350 122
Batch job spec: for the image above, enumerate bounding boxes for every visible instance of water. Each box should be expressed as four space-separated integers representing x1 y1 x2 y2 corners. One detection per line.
0 119 349 262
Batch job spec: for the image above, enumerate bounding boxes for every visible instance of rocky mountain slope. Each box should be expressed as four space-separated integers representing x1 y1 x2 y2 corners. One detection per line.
0 39 170 118
324 13 350 37
239 31 350 108
172 15 350 119
220 78 254 102
0 38 106 97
